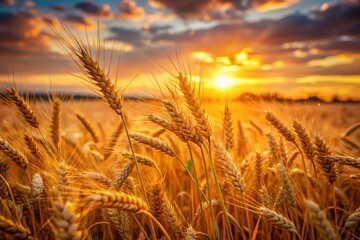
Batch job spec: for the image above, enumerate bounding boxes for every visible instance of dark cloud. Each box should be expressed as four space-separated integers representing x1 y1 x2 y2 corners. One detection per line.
108 27 149 47
0 0 15 6
149 0 299 19
75 1 112 18
50 5 67 12
63 14 95 29
118 0 145 20
0 10 71 75
0 11 45 43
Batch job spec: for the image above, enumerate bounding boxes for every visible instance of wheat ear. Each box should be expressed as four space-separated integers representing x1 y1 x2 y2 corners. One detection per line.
177 72 212 138
223 104 234 151
345 207 360 228
6 87 39 128
162 100 203 144
314 136 336 184
0 138 28 170
32 173 44 197
259 207 299 235
130 132 175 157
106 209 131 240
214 143 245 192
51 99 61 150
83 191 149 213
0 214 31 239
276 163 296 208
325 155 360 168
342 122 360 138
104 122 124 159
24 133 43 161
75 46 123 116
76 113 99 143
53 200 82 240
265 112 295 143
305 200 336 240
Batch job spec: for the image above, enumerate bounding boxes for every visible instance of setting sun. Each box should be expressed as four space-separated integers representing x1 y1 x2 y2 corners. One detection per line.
214 74 235 89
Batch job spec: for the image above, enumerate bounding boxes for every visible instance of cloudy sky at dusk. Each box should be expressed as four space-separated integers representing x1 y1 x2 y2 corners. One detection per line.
0 0 359 99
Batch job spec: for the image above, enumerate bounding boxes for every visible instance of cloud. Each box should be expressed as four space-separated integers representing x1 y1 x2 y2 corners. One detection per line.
63 14 96 29
0 11 45 44
50 5 67 12
149 0 300 19
75 1 112 18
0 0 15 6
118 0 145 20
0 10 72 76
108 27 149 47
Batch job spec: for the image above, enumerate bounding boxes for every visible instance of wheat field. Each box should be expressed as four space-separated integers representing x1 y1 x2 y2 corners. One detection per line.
0 39 359 240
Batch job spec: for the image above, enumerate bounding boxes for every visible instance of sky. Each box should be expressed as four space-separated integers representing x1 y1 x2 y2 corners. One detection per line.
0 0 359 100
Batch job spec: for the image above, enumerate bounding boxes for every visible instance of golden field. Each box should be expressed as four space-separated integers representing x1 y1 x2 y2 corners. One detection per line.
0 93 359 239
0 32 359 240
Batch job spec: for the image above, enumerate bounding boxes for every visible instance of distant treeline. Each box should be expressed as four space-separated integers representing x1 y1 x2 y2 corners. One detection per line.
0 91 359 104
235 93 360 104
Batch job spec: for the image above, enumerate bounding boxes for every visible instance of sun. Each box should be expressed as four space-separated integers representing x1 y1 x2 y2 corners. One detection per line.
214 74 235 89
